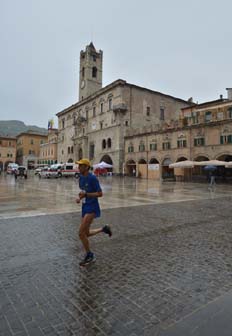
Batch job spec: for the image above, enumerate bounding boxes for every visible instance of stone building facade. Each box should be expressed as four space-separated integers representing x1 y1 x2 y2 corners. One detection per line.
56 43 191 173
16 131 48 168
0 136 17 171
125 89 232 179
38 128 58 165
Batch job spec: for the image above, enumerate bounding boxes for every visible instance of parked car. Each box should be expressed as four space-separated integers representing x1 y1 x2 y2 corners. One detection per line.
7 163 18 174
38 167 50 178
15 166 28 179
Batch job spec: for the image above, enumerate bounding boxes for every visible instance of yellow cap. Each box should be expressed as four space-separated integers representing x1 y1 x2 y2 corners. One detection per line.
76 158 91 166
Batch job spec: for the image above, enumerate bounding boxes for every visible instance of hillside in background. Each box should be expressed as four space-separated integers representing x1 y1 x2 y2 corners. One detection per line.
0 120 48 137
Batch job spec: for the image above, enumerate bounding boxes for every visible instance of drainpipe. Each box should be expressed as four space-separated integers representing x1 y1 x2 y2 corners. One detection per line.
129 86 132 127
189 126 192 181
146 136 148 179
189 127 192 160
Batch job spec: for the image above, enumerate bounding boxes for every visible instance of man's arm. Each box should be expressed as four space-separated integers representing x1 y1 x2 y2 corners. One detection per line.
79 190 103 199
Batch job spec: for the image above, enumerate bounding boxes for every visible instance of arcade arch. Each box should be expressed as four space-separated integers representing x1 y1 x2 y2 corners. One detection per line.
149 158 159 164
176 156 188 162
125 159 136 176
162 158 174 179
100 155 113 165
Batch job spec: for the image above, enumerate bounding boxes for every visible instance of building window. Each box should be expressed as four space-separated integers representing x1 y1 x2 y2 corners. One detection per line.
205 111 212 122
150 143 157 151
62 150 64 155
191 113 199 124
0 140 2 145
162 142 171 150
125 120 129 126
62 119 65 129
82 67 85 78
83 128 85 135
71 146 73 154
107 138 111 148
139 143 145 152
9 141 11 146
102 139 106 149
160 108 165 121
194 138 205 146
228 108 232 119
217 112 224 120
89 143 95 160
31 139 34 145
100 121 103 129
109 98 112 110
93 106 96 117
220 135 232 144
68 147 70 154
40 140 44 144
177 140 187 148
146 106 150 116
128 146 134 153
0 153 1 157
92 67 97 78
93 55 96 62
100 103 104 114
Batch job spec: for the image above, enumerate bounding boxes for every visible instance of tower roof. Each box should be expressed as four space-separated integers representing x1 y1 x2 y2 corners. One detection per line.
88 42 96 51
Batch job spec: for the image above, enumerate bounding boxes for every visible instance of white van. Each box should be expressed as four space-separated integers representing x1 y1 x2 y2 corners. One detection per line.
7 163 18 174
61 163 80 178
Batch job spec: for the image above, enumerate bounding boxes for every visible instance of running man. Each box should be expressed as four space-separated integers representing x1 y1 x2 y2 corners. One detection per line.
76 159 112 266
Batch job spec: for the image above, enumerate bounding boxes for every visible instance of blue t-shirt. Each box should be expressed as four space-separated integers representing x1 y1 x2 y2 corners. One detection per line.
79 173 102 217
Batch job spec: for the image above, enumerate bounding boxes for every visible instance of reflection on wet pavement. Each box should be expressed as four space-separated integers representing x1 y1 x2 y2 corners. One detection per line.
1 172 232 218
1 173 232 335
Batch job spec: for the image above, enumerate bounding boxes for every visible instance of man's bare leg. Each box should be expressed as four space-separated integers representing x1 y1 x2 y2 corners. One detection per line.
79 213 95 253
88 228 103 237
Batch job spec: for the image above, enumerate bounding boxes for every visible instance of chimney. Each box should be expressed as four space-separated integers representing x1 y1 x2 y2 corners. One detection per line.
220 94 223 100
226 88 232 100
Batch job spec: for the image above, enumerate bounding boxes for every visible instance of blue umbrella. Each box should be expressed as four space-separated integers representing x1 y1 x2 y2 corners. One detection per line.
204 165 217 170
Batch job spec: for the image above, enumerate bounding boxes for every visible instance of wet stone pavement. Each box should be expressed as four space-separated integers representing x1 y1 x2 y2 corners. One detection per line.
1 195 232 335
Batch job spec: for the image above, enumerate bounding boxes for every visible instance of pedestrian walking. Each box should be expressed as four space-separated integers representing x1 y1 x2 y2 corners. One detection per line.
76 158 112 266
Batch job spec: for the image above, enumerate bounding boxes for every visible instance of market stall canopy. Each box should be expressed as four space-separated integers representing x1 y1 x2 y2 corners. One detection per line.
225 161 232 168
93 161 113 169
194 160 227 166
169 160 195 168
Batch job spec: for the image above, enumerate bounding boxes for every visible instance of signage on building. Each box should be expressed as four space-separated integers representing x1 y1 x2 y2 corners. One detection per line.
148 164 159 171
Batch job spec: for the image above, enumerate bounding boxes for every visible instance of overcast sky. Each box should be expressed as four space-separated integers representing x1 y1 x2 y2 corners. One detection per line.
1 0 232 128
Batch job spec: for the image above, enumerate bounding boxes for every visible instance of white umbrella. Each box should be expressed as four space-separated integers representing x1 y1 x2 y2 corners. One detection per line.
169 160 195 168
194 160 227 166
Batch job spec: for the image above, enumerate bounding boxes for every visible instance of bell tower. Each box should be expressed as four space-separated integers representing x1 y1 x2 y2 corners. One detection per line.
79 42 103 101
